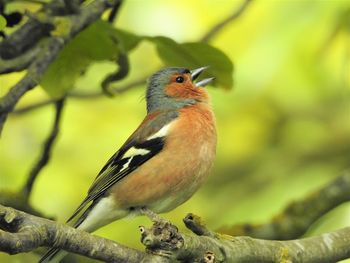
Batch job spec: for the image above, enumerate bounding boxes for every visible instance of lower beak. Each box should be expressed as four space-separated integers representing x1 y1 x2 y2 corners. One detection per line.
195 77 215 88
190 66 215 87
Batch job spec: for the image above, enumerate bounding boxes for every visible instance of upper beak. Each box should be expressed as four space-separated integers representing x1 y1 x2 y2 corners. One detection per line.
191 66 208 81
190 66 215 87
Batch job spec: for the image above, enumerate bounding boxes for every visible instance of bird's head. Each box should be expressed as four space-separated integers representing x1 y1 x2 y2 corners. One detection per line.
146 67 214 113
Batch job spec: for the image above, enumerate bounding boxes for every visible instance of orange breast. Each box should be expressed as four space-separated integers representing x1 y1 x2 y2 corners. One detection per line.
111 103 217 212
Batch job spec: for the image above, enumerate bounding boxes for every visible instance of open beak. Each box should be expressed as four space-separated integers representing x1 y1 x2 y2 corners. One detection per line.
190 66 215 87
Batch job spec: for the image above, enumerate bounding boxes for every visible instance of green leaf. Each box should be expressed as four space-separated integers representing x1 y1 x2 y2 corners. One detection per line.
150 36 234 89
40 20 141 97
0 15 6 31
40 20 232 97
113 28 141 52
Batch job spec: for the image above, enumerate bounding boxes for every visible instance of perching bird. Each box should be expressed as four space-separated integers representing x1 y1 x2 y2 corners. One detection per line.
39 66 217 262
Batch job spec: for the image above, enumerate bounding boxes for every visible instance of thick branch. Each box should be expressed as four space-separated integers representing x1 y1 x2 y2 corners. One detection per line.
0 191 43 218
0 205 163 262
0 0 90 59
0 17 53 59
179 226 350 262
1 204 350 262
219 172 350 240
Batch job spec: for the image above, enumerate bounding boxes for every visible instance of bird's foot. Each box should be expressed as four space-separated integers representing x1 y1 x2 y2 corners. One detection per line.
139 219 183 257
139 207 183 258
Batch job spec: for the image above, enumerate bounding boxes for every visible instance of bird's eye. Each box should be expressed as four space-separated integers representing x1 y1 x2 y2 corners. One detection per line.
175 76 184 83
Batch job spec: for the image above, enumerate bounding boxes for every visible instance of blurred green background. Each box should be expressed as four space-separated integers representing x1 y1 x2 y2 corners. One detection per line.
1 0 349 262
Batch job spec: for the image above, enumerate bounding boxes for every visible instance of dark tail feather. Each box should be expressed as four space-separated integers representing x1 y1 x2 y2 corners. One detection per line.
38 201 98 263
38 247 62 263
73 200 96 229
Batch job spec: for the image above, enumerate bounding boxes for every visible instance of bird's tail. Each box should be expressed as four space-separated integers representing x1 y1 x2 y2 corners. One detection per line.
38 249 67 263
38 197 128 263
38 201 95 263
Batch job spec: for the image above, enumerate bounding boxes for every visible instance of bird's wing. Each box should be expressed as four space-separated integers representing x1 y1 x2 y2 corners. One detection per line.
66 110 179 224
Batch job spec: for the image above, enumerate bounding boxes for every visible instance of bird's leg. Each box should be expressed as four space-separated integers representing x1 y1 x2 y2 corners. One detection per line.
140 207 168 224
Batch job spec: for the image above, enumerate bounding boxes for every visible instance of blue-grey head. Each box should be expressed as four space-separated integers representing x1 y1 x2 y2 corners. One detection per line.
146 67 214 113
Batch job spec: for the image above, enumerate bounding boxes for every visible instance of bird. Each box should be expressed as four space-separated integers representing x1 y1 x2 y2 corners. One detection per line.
39 66 217 262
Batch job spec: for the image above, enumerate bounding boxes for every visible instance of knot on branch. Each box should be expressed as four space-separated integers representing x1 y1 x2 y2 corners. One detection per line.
201 251 216 263
184 213 216 238
0 205 23 232
0 17 54 60
139 220 184 257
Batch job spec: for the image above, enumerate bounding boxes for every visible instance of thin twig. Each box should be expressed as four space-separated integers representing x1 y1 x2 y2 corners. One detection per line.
108 0 123 23
21 99 65 201
12 77 146 115
78 76 145 97
0 40 44 74
12 99 57 115
201 0 253 43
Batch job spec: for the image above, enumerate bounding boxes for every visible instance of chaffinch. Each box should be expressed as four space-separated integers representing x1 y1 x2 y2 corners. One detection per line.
39 66 217 262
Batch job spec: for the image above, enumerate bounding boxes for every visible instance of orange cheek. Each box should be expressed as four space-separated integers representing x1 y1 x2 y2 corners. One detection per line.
165 83 200 99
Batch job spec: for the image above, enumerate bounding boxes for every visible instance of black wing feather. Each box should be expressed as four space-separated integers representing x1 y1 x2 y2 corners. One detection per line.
66 137 165 224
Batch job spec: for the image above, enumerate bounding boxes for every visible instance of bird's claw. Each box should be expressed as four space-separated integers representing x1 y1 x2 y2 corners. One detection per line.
139 209 183 255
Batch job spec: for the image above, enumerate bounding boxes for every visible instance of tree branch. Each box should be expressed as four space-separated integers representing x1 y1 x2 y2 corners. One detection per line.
201 0 253 43
6 0 251 115
219 172 350 240
107 0 122 23
21 99 65 201
0 16 54 59
12 77 146 115
0 0 119 135
0 205 162 262
12 99 57 115
179 225 350 262
0 99 65 217
0 40 43 74
0 37 63 134
1 204 350 262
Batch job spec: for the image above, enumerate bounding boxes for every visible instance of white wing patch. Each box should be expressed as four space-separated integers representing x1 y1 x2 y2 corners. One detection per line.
123 147 150 158
148 122 172 140
121 157 132 172
118 122 173 172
